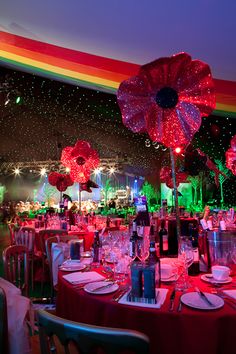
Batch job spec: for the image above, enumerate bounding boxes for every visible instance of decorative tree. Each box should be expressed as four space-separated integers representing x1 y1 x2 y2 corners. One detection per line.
187 175 200 205
211 160 231 207
38 183 57 206
102 179 112 207
0 184 6 204
198 171 206 208
140 181 158 207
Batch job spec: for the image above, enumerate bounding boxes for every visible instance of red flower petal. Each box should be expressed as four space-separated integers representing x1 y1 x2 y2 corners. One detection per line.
70 166 90 183
177 60 215 115
61 146 74 167
48 172 59 186
147 101 201 148
231 135 236 152
226 148 236 175
140 52 192 91
71 140 92 160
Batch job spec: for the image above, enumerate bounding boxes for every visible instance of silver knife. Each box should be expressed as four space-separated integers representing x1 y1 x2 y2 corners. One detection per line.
195 287 214 307
169 289 176 311
113 288 130 302
91 282 116 292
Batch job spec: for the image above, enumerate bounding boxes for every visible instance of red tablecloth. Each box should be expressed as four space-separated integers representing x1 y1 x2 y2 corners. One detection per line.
57 270 236 354
34 230 95 252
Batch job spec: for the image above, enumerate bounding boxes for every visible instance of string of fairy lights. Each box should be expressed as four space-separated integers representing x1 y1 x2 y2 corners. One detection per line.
0 157 133 177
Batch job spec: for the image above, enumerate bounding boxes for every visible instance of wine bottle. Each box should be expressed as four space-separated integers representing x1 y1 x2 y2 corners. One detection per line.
188 224 200 276
93 230 101 266
129 220 139 259
144 241 161 298
159 219 169 256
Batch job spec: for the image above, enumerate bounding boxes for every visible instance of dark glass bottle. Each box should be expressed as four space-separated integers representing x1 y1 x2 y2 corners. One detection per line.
146 241 161 288
188 224 200 276
93 230 101 265
129 220 139 259
159 219 169 256
149 224 155 243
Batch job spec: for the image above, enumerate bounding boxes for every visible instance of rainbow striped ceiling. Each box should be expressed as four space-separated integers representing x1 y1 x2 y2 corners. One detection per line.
1 30 236 117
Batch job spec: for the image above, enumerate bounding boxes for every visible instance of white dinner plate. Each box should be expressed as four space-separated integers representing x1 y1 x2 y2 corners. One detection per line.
84 281 119 295
201 273 232 284
161 273 178 282
181 291 224 310
60 263 86 272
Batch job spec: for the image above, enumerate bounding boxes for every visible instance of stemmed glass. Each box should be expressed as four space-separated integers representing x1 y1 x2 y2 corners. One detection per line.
175 236 194 290
137 238 149 263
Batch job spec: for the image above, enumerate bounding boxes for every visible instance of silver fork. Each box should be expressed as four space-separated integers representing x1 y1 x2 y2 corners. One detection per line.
211 290 236 310
177 290 186 312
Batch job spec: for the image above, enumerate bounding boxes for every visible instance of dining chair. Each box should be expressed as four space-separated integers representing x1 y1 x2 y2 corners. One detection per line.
7 223 18 246
37 309 150 354
0 287 8 354
45 235 80 301
14 226 36 290
2 245 29 297
38 229 68 295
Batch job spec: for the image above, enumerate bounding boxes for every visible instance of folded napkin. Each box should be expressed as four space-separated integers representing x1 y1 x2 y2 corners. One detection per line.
118 288 169 309
0 277 31 354
62 271 105 284
223 289 236 300
52 242 70 286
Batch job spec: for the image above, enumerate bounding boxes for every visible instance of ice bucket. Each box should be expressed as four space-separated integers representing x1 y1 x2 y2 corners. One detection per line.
207 230 236 271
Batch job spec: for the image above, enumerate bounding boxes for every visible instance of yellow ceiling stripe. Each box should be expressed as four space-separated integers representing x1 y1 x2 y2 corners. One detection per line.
0 50 119 90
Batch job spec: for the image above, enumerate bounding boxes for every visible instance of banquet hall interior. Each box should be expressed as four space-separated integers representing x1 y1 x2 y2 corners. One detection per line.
0 1 236 354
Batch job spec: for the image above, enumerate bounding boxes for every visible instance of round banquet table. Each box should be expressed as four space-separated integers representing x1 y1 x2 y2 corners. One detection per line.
57 269 236 354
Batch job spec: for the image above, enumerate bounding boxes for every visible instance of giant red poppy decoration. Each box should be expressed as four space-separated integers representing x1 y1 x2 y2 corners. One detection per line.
117 52 215 148
226 135 236 175
80 179 99 193
48 172 74 192
61 140 100 183
160 166 188 189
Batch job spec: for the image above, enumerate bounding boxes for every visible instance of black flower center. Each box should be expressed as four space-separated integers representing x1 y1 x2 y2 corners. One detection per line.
76 156 86 165
156 87 178 109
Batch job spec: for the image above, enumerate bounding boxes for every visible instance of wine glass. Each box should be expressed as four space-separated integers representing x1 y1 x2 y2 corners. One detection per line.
175 236 194 290
137 238 149 263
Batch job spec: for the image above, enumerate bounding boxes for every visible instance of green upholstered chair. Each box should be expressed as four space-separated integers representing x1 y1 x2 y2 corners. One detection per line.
37 309 150 354
0 287 9 354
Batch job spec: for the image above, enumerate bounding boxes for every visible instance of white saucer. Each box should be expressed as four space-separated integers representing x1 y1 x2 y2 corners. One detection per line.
84 281 119 295
161 273 178 282
181 291 224 310
201 273 232 284
60 263 86 272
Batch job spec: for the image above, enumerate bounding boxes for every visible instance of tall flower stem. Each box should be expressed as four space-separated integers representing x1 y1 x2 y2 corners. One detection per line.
78 183 82 213
169 148 181 239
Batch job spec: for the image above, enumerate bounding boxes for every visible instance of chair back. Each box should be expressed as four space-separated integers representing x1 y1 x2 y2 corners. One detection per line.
7 223 18 246
39 229 68 256
2 245 29 297
37 310 150 354
15 227 35 253
0 287 8 354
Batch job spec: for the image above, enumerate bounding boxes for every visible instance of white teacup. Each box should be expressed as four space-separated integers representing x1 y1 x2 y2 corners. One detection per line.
161 263 174 279
211 265 230 281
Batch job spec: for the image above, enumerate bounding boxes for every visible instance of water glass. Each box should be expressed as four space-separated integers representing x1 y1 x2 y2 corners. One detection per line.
175 237 194 290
